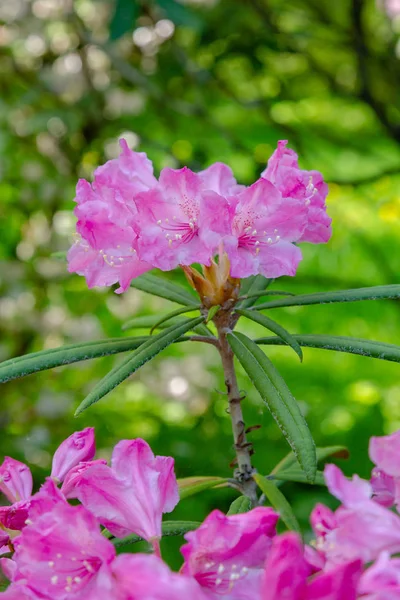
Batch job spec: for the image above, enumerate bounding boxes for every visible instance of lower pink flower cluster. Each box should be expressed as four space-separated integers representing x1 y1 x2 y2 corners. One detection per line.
67 140 331 293
1 428 400 599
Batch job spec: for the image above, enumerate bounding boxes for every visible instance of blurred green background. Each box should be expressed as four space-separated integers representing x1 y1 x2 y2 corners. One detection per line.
1 0 400 566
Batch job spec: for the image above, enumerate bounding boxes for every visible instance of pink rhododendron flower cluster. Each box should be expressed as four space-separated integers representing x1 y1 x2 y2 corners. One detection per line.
3 428 400 598
68 140 331 293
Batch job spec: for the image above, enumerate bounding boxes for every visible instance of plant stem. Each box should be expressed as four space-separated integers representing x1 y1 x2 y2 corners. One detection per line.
216 321 258 505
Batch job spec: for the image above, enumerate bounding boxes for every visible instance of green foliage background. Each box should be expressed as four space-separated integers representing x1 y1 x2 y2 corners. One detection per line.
1 0 400 567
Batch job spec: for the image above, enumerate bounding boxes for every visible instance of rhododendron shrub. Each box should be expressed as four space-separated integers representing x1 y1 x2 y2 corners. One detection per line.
2 139 400 597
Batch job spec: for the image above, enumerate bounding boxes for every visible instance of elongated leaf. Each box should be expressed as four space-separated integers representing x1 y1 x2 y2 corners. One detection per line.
255 334 400 363
271 469 326 486
178 476 227 500
236 309 303 361
75 317 205 415
122 314 212 337
112 521 201 548
237 275 271 309
150 305 200 334
252 284 400 311
110 0 138 40
130 273 198 306
0 337 151 384
253 474 301 533
271 445 349 475
227 332 316 482
227 495 252 515
239 290 295 301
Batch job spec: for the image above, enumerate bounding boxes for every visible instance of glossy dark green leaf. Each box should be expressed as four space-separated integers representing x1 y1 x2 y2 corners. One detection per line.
0 337 150 384
252 285 400 311
271 469 326 486
254 474 301 533
110 0 138 41
236 309 303 361
75 317 205 415
157 0 203 30
227 332 316 483
227 495 252 515
237 275 271 309
112 520 201 547
255 334 400 363
130 273 198 306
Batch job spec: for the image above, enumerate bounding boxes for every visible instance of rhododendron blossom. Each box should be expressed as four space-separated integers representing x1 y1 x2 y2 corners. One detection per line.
181 507 279 597
67 139 330 293
64 438 179 543
51 427 96 483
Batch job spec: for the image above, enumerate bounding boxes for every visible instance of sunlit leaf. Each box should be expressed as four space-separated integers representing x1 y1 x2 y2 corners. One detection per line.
227 332 316 483
178 476 228 500
252 285 400 311
74 317 205 415
271 445 349 475
236 309 303 361
255 334 400 363
253 474 301 533
270 469 326 486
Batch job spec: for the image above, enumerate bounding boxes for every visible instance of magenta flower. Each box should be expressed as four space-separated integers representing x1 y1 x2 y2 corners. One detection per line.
3 501 115 600
0 457 32 504
181 507 278 597
369 430 400 508
67 175 151 293
222 178 307 279
64 438 179 542
262 140 332 244
61 459 108 498
51 428 96 483
313 464 400 565
358 552 400 599
135 167 221 271
111 553 208 600
261 532 361 600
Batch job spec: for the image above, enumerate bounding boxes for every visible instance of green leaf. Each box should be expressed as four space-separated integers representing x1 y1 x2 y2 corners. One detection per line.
239 290 295 301
150 305 201 334
227 495 252 515
130 273 198 306
271 445 349 475
255 334 400 363
237 275 271 309
271 469 326 486
74 317 205 416
206 305 220 323
253 473 301 533
157 0 203 30
110 0 138 41
178 476 227 500
0 336 150 384
50 251 67 260
112 520 201 548
252 284 400 311
236 309 303 361
227 332 316 483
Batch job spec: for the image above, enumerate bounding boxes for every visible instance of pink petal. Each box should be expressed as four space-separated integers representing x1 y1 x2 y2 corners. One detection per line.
61 460 108 498
198 162 244 196
181 507 278 595
371 468 396 508
306 559 362 600
0 458 33 503
369 430 400 478
324 464 372 507
51 428 96 483
261 532 308 600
